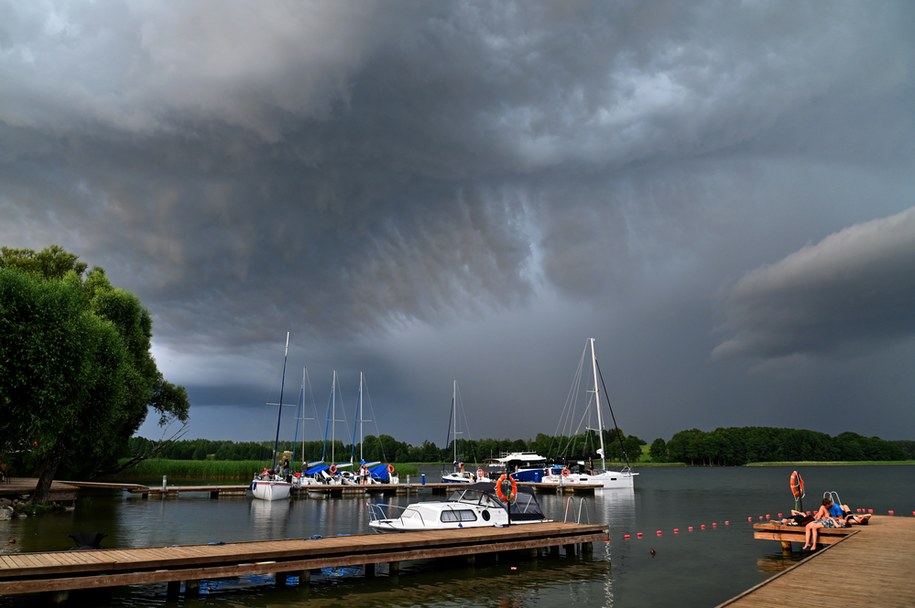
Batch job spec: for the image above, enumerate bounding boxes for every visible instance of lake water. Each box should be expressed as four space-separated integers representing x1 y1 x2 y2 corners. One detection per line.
2 465 912 607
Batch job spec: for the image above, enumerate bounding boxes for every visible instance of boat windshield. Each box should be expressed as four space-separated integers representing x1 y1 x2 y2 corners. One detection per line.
446 482 546 520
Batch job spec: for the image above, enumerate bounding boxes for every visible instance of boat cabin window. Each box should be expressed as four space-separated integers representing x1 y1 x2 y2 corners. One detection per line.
440 509 478 523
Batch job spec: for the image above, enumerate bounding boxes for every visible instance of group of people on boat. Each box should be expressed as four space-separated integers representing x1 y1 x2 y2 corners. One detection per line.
777 494 871 550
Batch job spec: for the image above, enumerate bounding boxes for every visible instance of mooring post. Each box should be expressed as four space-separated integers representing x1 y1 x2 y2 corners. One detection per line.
166 581 180 601
389 561 400 575
365 563 376 578
185 580 200 597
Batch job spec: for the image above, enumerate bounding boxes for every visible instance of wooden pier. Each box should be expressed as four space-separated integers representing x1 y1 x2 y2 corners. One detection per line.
1 478 601 502
0 522 608 600
720 515 915 607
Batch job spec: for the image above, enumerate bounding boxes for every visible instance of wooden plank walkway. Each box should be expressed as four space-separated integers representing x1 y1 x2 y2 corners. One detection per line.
0 522 608 599
720 515 915 607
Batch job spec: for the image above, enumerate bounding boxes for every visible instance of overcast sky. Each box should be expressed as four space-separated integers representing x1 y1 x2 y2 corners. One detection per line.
2 1 914 449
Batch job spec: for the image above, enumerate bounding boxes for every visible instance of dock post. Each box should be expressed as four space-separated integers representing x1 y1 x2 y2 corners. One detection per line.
582 541 594 556
365 563 376 578
564 543 577 556
166 581 180 601
275 572 288 587
185 580 200 597
389 561 400 575
465 554 476 565
781 540 792 556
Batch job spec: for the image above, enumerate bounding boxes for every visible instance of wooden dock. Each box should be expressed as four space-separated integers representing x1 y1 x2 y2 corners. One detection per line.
2 478 601 502
720 515 915 607
0 522 608 600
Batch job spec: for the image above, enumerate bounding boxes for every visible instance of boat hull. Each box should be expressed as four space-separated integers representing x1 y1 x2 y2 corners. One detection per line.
540 470 638 489
251 479 292 501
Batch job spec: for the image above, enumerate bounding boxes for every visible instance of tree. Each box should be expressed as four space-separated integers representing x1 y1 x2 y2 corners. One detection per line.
0 246 189 503
649 438 668 462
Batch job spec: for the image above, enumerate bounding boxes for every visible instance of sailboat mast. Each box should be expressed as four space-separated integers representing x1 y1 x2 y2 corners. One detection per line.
272 332 290 471
452 380 457 465
331 370 336 463
359 372 364 463
300 367 307 465
589 337 606 471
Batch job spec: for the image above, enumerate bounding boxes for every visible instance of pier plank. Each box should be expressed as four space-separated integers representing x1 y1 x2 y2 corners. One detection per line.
0 522 608 597
721 516 915 608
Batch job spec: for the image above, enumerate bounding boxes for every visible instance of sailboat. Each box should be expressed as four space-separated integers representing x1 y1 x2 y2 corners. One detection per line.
348 372 399 485
251 332 294 501
303 370 352 486
442 380 478 483
291 367 323 488
541 337 638 490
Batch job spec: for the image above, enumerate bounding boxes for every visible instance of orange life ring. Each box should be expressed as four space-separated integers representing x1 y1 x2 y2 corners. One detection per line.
561 467 570 477
329 464 338 475
790 470 804 499
495 474 518 503
387 464 395 475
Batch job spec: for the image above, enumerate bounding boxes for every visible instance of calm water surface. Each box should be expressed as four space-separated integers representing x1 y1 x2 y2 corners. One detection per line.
2 465 912 607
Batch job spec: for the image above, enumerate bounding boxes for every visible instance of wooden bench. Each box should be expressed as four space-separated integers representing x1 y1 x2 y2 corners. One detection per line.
753 521 857 554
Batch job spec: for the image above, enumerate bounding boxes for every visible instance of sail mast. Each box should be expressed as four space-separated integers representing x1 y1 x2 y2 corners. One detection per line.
271 331 290 471
452 380 458 466
589 337 606 471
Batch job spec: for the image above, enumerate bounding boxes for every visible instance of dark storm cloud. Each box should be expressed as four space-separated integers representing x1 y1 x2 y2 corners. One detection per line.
2 1 914 442
714 207 915 360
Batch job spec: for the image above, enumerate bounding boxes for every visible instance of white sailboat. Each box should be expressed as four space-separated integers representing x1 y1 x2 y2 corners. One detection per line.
442 380 478 483
541 337 638 490
251 332 294 501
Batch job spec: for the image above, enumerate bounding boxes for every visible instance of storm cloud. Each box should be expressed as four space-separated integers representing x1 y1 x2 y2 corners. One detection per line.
2 1 914 444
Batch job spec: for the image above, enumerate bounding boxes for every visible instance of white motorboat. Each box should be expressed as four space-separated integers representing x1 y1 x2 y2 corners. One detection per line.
367 480 550 533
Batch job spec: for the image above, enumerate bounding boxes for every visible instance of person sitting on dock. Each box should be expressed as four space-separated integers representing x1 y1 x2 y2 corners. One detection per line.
777 510 814 526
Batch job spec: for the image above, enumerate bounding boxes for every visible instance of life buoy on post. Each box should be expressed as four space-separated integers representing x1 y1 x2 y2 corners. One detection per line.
561 467 570 477
495 474 518 503
789 470 804 499
387 464 395 475
329 464 338 476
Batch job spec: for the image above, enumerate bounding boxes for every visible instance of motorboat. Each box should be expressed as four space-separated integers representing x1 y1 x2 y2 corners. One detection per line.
487 451 549 482
367 481 550 532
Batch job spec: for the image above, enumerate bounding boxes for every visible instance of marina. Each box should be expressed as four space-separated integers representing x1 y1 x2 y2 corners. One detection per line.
1 465 912 607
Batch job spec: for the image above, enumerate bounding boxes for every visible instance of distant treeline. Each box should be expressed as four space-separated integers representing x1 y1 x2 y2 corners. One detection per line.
650 427 914 466
128 429 646 466
130 427 913 467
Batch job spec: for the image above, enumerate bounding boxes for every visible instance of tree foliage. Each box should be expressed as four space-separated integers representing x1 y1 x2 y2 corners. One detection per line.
125 426 910 467
662 427 905 465
0 246 189 502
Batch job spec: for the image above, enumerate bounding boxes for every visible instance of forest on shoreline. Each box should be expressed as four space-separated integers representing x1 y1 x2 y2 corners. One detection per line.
129 426 914 469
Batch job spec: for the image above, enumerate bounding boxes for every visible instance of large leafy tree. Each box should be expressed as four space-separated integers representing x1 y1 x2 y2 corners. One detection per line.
0 246 189 503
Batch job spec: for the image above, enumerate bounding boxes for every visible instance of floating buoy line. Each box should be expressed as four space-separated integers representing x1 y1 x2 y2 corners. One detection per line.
613 506 911 542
